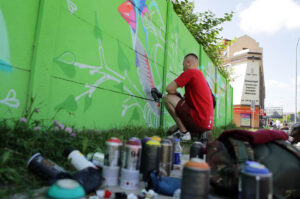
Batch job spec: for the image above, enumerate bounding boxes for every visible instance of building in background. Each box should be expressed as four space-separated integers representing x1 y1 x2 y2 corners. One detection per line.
222 35 265 128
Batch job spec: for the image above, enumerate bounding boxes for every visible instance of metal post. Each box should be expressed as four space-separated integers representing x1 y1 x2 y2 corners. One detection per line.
252 108 255 129
296 38 300 123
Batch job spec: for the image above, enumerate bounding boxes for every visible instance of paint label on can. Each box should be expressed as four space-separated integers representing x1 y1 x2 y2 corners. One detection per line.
174 152 181 165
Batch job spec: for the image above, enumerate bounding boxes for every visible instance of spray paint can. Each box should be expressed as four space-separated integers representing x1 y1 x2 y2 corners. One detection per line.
165 137 175 170
104 137 122 167
27 153 71 181
160 139 173 176
181 158 210 199
239 161 272 199
73 167 102 194
103 137 122 186
122 140 142 170
190 142 205 159
87 152 105 168
120 139 142 190
140 137 151 174
142 140 161 181
64 148 96 171
129 137 141 169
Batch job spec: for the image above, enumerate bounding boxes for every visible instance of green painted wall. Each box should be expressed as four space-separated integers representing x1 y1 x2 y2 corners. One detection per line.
215 71 227 127
0 0 232 130
226 81 233 126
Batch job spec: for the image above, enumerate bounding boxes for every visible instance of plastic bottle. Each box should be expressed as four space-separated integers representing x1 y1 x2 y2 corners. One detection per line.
173 139 182 169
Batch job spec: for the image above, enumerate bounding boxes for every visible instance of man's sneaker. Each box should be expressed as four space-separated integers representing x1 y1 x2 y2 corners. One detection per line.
170 130 191 141
180 132 191 141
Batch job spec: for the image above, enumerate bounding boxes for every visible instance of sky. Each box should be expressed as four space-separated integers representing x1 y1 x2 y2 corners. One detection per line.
192 0 300 113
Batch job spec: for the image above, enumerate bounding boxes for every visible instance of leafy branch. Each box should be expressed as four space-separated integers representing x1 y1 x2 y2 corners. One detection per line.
172 0 234 81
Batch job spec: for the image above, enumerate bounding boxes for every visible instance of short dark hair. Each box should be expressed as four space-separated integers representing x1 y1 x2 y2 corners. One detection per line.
184 53 198 60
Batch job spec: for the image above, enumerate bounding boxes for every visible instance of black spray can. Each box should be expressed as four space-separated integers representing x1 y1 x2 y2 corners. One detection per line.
239 161 272 199
142 140 161 181
73 167 102 194
181 158 210 199
140 137 151 174
190 141 205 159
27 153 71 182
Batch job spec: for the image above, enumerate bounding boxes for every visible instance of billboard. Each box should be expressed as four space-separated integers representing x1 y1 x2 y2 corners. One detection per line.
265 107 283 118
231 61 260 106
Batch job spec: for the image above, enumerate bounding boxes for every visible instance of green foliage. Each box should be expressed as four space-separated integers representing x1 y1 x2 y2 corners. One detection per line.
0 119 167 197
172 0 234 81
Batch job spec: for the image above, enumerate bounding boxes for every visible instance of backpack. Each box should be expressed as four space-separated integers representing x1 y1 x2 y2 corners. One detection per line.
206 131 300 199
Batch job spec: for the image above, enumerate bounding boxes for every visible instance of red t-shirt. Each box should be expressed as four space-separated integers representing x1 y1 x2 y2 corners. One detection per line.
174 68 214 129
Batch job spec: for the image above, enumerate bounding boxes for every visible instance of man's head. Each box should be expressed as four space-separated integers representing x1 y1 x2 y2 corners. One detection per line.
183 53 199 71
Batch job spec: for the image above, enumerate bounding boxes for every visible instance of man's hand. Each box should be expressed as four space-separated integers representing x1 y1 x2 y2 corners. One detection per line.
151 88 162 102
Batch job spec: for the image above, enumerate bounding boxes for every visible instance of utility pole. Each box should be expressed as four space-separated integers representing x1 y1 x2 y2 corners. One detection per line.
296 37 300 123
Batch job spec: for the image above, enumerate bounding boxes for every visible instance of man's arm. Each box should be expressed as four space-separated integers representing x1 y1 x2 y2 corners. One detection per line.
166 81 179 94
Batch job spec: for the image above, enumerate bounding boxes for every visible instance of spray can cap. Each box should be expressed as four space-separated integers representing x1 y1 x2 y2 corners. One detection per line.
151 136 161 142
146 140 160 146
126 140 141 147
129 137 141 143
185 158 210 169
244 161 270 174
107 137 122 145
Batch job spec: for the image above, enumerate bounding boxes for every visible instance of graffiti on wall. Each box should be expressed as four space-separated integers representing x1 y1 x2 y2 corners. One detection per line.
0 89 20 108
0 8 11 72
54 0 166 127
66 0 77 15
118 0 162 115
0 8 20 109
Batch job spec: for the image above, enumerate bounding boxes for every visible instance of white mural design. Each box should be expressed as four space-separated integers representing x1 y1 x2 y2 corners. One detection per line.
66 0 77 15
0 89 20 108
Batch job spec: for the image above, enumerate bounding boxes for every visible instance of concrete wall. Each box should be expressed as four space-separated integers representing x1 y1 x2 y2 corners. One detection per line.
0 0 233 130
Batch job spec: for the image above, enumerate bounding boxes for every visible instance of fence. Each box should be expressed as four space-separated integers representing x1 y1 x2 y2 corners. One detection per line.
0 0 233 130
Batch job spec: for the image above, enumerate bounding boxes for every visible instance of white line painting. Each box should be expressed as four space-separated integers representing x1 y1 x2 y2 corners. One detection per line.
55 37 159 126
66 0 77 15
0 89 20 108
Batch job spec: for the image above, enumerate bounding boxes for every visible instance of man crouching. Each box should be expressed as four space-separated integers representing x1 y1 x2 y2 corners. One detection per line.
163 53 214 141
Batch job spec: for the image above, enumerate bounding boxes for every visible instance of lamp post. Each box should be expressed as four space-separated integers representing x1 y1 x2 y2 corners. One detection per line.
296 37 300 123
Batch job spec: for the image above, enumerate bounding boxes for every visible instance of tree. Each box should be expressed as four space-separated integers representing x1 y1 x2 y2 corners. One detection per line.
172 0 234 81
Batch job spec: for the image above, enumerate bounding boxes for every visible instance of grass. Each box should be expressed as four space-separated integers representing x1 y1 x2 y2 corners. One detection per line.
0 112 237 197
0 119 167 197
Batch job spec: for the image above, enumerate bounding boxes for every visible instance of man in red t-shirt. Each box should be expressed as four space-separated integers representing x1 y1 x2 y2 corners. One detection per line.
163 53 214 141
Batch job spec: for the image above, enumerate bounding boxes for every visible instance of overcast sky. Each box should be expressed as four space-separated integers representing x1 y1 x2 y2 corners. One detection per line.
192 0 300 113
